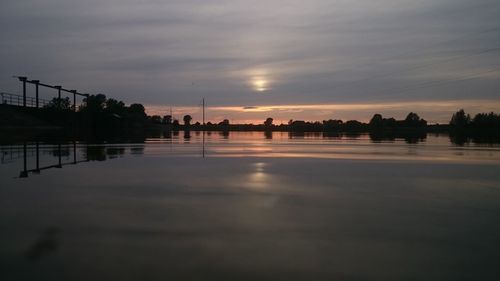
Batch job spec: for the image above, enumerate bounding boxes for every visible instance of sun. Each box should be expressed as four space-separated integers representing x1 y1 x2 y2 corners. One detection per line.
252 77 269 92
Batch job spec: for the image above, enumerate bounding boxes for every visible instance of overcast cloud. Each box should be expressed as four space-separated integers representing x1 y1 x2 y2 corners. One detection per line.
1 0 499 122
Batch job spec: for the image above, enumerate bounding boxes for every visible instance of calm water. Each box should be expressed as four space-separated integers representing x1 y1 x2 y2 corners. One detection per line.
1 132 500 281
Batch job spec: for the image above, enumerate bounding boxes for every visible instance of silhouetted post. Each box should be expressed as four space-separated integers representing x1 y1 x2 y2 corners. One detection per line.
18 77 27 107
201 98 205 159
202 97 205 126
83 93 89 106
32 80 40 108
70 90 77 112
55 86 62 99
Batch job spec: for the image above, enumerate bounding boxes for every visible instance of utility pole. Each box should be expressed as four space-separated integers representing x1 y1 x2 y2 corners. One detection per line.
202 97 205 125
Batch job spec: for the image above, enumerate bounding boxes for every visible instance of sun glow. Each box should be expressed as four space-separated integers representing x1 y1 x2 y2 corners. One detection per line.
252 77 269 92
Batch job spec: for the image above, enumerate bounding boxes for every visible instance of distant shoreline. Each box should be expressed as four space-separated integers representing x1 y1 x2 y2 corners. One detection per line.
2 104 499 143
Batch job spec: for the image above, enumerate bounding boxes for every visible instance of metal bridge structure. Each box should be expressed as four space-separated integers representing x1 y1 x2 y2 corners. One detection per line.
8 76 91 111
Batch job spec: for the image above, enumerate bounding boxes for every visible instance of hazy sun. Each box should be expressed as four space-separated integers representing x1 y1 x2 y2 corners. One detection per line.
252 77 268 92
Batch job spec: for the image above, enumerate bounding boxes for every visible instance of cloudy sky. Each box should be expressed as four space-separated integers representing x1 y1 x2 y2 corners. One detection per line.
1 0 499 123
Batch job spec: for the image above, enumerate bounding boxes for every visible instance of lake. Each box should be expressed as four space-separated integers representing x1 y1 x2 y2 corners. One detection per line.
1 132 500 281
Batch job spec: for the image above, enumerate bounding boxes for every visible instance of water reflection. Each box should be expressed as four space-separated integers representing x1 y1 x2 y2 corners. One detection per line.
7 142 147 178
264 130 272 140
220 130 230 139
1 132 500 280
449 133 500 146
24 227 60 262
3 132 500 180
368 131 427 144
18 141 88 178
247 162 269 189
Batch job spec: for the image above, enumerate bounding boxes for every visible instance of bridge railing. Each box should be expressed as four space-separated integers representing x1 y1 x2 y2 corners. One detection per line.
0 92 50 108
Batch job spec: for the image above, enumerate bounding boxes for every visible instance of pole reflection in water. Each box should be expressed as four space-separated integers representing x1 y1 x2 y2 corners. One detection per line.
57 144 62 168
20 143 28 178
18 141 89 178
35 142 40 174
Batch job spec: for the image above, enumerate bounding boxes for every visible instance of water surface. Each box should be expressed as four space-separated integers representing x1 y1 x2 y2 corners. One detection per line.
1 132 500 281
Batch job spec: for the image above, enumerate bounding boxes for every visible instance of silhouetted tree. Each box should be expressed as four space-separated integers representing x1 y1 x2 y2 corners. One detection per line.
105 98 126 116
472 112 500 129
450 109 471 127
183 115 192 126
163 115 172 125
219 119 230 126
344 120 364 131
323 119 342 131
404 112 427 127
81 94 107 114
385 117 397 127
264 117 274 127
289 120 307 131
45 97 71 111
150 115 162 124
172 119 180 128
369 114 383 127
128 103 146 116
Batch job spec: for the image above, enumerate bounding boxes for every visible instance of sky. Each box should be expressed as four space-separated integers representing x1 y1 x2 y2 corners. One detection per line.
1 0 499 124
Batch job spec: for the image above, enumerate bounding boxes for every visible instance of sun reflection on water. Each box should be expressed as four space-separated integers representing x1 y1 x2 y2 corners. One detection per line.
247 162 269 189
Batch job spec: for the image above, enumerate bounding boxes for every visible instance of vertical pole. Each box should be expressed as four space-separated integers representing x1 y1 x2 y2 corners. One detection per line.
18 77 27 107
23 80 26 107
70 90 77 112
202 98 205 158
35 81 40 108
54 86 62 100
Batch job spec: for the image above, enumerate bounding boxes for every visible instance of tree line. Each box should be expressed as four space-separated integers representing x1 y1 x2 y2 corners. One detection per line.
169 110 498 136
24 95 500 137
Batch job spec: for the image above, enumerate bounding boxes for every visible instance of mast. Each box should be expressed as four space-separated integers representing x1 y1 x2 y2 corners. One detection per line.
202 97 205 125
